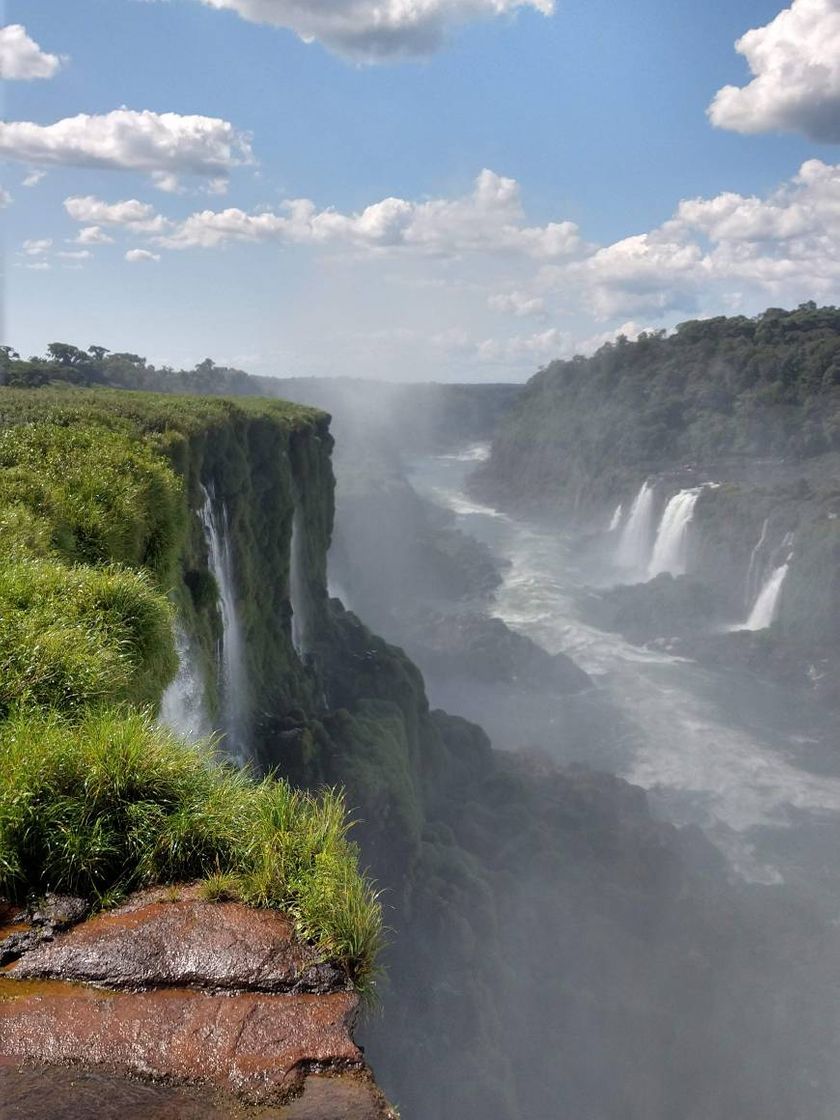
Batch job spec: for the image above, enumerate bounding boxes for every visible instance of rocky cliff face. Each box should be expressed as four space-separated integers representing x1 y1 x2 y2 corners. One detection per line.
0 887 395 1119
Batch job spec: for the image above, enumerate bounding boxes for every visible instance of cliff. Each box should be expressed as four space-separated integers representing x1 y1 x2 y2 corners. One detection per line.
0 887 394 1119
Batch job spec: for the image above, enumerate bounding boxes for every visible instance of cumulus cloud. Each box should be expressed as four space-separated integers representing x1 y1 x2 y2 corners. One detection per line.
0 188 11 208
75 225 115 245
22 169 46 187
57 249 92 260
157 169 583 257
64 195 169 233
22 238 52 256
125 249 161 263
709 0 840 143
570 158 840 318
488 289 546 316
0 24 62 80
477 327 572 363
0 110 253 181
199 0 553 61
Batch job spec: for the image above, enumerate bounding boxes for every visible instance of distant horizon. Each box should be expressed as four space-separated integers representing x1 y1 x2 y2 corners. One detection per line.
5 0 840 381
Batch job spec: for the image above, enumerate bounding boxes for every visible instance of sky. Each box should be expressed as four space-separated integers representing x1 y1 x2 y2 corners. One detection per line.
3 0 840 382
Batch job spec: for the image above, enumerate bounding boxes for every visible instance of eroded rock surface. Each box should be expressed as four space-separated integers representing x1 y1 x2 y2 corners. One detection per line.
9 886 346 993
0 887 394 1119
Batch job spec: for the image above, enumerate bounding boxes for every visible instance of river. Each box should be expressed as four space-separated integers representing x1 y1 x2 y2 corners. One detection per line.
406 444 840 896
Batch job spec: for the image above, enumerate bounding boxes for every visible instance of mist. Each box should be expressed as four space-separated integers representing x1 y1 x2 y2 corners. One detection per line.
268 325 840 1119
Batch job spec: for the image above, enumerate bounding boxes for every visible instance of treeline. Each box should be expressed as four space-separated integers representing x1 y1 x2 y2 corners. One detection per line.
0 342 260 397
477 303 840 510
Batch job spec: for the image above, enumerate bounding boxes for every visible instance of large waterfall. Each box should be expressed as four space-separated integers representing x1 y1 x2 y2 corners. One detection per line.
743 561 790 630
289 508 310 657
199 484 248 760
745 518 770 608
616 480 655 572
648 488 702 578
159 624 210 742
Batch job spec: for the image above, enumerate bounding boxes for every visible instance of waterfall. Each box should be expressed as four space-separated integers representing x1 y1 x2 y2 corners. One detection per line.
608 503 624 532
159 624 210 742
199 484 248 760
648 488 702 578
745 518 770 609
743 561 790 631
616 480 656 572
289 508 309 657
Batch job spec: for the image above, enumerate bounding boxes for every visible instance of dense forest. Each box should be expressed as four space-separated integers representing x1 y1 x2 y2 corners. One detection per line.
476 304 840 513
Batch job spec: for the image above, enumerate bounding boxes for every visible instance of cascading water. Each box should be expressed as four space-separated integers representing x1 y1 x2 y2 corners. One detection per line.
289 508 310 657
199 484 248 760
648 487 702 578
616 480 655 573
159 624 210 742
743 559 791 631
608 503 623 532
745 518 770 609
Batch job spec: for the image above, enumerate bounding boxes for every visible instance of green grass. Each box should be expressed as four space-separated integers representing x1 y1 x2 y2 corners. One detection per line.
0 708 382 992
0 385 382 994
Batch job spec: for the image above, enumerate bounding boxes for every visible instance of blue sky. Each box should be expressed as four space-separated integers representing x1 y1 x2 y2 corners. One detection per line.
4 0 840 380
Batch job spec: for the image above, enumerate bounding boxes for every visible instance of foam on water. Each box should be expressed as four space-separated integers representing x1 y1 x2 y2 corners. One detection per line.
408 447 840 883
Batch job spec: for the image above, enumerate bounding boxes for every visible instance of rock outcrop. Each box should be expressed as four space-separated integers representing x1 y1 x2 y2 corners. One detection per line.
0 887 395 1120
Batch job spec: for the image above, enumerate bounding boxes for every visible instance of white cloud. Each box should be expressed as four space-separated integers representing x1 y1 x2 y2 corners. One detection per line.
24 261 50 271
488 289 546 316
22 238 52 256
64 195 168 233
158 169 583 258
0 110 253 181
709 0 840 143
125 249 161 263
199 0 553 61
57 250 92 260
477 327 572 363
0 24 62 80
75 225 115 245
0 188 11 208
22 169 46 188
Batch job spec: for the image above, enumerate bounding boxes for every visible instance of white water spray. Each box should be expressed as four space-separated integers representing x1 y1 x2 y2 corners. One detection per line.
290 509 310 657
745 518 770 609
608 503 623 532
743 560 790 631
616 480 656 573
159 624 210 742
648 488 702 578
199 484 248 759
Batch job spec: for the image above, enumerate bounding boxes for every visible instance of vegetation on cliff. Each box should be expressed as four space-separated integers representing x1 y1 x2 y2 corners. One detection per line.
0 387 381 990
477 303 840 511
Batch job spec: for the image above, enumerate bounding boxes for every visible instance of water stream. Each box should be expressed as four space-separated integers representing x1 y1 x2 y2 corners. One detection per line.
408 446 840 890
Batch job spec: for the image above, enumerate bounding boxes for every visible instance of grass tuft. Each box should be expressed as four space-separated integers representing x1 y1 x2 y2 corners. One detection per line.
0 708 382 993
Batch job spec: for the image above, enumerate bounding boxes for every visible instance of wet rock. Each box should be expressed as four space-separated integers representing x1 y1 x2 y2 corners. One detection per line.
0 887 394 1117
0 1063 394 1119
0 895 89 967
0 979 361 1103
10 885 346 993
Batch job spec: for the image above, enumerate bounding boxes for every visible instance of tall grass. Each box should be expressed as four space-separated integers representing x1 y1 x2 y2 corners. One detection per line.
0 709 382 992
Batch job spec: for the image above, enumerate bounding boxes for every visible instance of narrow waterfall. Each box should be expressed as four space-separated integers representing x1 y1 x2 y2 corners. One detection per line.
289 508 310 657
199 484 248 759
743 561 790 631
159 624 210 742
616 480 655 572
648 488 702 578
608 503 624 532
745 518 770 609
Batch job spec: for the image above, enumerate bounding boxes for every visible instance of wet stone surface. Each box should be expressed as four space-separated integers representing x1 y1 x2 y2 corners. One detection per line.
8 886 347 993
0 887 393 1117
0 1063 393 1119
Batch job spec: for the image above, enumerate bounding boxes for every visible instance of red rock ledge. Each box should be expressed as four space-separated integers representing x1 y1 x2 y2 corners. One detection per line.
0 886 395 1120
